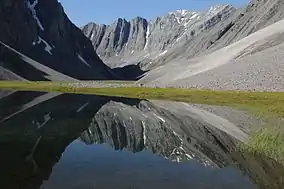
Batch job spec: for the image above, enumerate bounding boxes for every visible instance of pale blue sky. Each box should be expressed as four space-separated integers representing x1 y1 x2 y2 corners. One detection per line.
58 0 249 26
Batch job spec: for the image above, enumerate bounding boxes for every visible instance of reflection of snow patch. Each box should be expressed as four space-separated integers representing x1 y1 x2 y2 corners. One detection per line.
176 156 182 163
76 102 89 113
185 153 193 159
142 121 147 145
26 0 44 31
78 54 91 68
153 113 165 123
173 131 183 142
157 116 165 123
88 128 93 135
122 120 126 127
36 112 51 129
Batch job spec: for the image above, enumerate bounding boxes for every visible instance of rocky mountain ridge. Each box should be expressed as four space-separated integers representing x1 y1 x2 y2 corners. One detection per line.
83 0 284 73
82 4 235 69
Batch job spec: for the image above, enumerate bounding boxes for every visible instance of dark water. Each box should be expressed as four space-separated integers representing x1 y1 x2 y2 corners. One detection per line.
0 91 283 189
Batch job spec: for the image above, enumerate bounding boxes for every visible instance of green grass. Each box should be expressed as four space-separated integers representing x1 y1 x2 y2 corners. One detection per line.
1 80 284 163
0 81 283 116
239 125 284 164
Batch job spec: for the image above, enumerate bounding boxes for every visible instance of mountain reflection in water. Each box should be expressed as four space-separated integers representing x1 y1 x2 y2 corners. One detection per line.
0 91 283 189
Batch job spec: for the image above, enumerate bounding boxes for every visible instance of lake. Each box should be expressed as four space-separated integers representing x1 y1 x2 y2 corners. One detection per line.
0 91 283 189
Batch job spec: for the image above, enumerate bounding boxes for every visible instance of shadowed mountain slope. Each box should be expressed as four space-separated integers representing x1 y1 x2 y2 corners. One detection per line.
0 0 114 81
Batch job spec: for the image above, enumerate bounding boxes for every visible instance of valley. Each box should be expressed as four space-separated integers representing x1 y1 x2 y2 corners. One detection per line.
0 0 284 180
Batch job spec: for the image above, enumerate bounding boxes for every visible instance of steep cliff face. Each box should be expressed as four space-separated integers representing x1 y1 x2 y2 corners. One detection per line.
0 0 113 80
82 4 236 69
83 17 148 58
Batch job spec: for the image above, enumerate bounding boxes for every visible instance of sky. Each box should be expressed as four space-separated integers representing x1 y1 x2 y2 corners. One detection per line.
58 0 248 26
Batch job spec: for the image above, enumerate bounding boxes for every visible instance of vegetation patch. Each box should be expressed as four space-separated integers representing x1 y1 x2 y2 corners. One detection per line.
239 125 284 164
0 81 283 116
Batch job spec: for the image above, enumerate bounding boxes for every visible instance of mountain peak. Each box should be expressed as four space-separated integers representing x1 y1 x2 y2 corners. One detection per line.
205 4 233 15
169 9 199 17
168 9 201 25
170 9 190 16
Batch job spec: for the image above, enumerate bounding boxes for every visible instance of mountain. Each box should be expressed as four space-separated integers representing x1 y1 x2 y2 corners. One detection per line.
82 4 236 69
138 0 284 91
0 0 114 81
83 0 284 91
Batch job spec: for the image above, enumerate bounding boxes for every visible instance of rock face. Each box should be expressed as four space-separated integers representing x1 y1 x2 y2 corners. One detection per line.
83 4 236 69
0 0 113 80
83 0 284 74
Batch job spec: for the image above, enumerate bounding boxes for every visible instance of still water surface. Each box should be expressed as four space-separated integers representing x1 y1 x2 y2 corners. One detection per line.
0 91 283 189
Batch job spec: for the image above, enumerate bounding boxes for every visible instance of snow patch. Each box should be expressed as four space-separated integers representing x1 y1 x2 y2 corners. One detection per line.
160 50 168 56
34 37 53 55
177 9 188 16
76 102 89 113
169 9 201 26
144 25 150 49
78 54 92 68
191 12 199 19
205 4 227 19
26 0 44 31
176 18 181 24
170 9 188 17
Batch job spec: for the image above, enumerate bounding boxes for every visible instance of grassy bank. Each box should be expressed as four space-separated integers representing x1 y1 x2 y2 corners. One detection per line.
240 126 284 164
0 81 284 162
0 81 282 116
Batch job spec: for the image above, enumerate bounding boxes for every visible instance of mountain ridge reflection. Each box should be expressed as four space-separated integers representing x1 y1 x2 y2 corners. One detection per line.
0 91 283 189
